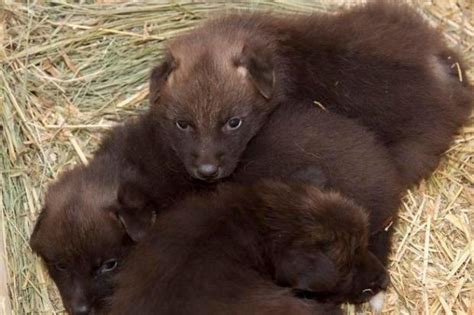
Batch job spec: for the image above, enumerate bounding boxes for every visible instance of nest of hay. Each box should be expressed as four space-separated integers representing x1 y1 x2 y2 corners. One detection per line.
1 1 472 314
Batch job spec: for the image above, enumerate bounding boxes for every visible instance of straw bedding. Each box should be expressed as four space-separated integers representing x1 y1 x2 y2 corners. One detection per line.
0 1 472 314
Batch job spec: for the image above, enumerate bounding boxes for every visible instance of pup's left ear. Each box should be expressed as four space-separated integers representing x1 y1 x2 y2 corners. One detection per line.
115 182 155 243
234 44 275 99
149 54 178 105
274 247 338 292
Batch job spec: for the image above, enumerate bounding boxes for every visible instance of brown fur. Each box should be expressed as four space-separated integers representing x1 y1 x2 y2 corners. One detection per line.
236 107 403 268
29 115 191 314
31 2 474 311
31 104 400 312
149 1 473 184
29 156 131 314
109 181 387 314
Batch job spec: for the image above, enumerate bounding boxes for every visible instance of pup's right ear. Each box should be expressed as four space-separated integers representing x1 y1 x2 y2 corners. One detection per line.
115 182 155 243
234 44 275 99
274 247 338 293
149 55 177 105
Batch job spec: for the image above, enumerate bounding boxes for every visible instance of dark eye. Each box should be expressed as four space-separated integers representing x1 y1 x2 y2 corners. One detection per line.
54 263 67 271
176 120 190 130
98 259 118 274
226 117 242 130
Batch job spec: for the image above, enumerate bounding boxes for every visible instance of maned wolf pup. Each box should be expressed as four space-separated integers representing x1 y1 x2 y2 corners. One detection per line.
29 115 187 315
109 180 386 315
149 1 472 184
235 105 403 269
30 105 401 313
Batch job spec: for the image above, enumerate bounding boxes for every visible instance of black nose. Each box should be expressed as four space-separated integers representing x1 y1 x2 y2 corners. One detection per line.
196 164 219 179
71 304 91 315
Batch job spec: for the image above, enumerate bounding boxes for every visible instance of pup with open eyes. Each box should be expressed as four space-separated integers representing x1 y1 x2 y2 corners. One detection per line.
108 180 385 315
30 1 473 314
31 105 401 314
150 1 472 185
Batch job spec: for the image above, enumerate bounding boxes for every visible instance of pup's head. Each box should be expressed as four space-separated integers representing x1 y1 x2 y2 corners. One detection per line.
149 20 279 181
254 182 390 304
30 165 155 314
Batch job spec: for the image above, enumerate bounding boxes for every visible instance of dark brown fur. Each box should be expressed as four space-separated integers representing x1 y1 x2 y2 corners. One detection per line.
31 105 401 313
29 156 132 314
149 1 473 184
32 2 472 311
29 115 190 314
236 107 403 268
109 181 387 314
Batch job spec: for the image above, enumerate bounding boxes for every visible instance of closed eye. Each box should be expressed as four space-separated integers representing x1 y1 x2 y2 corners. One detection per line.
98 258 118 275
54 262 67 272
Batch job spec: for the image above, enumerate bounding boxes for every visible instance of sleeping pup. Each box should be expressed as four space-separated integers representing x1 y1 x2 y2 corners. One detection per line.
109 180 387 315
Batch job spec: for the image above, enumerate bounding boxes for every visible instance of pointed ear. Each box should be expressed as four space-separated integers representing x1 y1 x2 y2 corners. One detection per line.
116 182 155 243
274 247 338 292
234 44 275 99
149 55 178 105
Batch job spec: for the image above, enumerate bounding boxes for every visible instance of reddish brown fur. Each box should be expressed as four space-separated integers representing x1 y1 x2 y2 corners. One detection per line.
150 1 473 185
29 115 191 314
31 104 401 313
29 156 132 314
29 2 473 312
236 107 403 268
109 181 386 314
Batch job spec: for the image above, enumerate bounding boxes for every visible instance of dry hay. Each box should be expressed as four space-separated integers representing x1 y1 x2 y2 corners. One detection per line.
0 1 472 314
